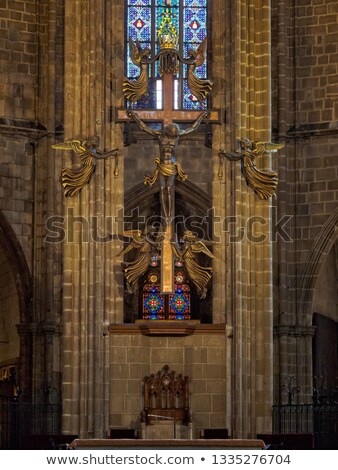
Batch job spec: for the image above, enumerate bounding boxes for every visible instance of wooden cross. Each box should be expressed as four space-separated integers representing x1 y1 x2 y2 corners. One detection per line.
117 74 219 126
117 73 219 294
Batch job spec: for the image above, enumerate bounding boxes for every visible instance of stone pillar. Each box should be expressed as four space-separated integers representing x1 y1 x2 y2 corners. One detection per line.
274 325 316 404
61 0 124 437
230 0 274 438
211 0 234 435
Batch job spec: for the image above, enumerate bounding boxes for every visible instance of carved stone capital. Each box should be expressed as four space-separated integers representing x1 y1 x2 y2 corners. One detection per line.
274 325 316 338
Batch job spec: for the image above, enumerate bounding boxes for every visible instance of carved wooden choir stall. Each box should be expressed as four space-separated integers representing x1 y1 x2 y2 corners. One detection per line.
140 365 192 439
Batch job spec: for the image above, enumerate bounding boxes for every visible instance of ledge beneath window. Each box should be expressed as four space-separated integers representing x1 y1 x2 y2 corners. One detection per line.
109 322 226 337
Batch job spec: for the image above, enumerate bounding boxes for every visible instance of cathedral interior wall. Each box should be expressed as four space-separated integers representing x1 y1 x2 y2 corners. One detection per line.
0 0 336 441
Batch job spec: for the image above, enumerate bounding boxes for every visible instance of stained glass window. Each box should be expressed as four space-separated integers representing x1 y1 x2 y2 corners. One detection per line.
142 272 166 320
169 271 191 320
142 264 191 320
126 0 208 109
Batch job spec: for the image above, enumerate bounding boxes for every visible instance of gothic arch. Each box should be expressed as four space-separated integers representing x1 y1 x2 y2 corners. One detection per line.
125 179 212 217
0 210 32 323
0 210 32 399
124 180 213 323
299 207 338 324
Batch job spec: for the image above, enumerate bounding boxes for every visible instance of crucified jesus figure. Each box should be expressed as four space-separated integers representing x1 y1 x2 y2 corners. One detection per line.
127 110 209 222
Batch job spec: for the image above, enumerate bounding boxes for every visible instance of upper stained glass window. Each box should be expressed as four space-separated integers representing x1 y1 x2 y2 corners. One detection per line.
126 0 208 110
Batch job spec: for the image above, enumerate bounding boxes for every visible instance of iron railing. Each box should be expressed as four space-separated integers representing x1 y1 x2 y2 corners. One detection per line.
2 398 338 449
273 404 338 449
0 397 61 449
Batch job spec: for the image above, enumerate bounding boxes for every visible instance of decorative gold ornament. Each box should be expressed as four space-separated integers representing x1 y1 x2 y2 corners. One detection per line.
187 37 213 103
219 139 284 200
158 9 179 51
123 38 151 104
52 138 118 197
172 231 215 299
157 8 179 75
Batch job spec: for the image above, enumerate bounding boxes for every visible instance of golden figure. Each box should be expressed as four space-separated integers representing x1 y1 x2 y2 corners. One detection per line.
219 138 284 200
172 231 215 299
127 110 209 222
123 38 151 105
119 228 159 292
52 138 118 197
187 37 213 103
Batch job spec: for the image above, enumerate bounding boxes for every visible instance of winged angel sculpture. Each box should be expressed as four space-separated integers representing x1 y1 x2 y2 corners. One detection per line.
186 37 213 104
119 228 159 292
123 38 151 105
219 139 284 200
172 231 215 299
52 138 118 197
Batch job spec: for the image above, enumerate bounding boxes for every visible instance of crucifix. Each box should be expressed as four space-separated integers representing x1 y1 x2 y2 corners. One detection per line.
118 9 219 295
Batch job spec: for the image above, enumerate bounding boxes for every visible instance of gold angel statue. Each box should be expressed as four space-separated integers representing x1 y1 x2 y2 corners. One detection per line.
187 37 213 103
172 230 215 299
52 137 118 197
219 138 284 200
123 37 151 105
119 228 159 291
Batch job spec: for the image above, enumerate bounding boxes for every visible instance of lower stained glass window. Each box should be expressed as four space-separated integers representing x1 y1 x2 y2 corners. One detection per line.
142 268 191 320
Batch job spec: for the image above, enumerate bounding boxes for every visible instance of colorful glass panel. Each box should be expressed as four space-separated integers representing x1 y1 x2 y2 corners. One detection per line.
156 0 179 35
127 3 152 79
126 0 208 109
143 284 165 320
169 271 191 320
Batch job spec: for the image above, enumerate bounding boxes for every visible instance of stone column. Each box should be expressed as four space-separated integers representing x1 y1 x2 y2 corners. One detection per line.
230 0 274 438
274 325 316 405
62 0 124 437
211 0 233 434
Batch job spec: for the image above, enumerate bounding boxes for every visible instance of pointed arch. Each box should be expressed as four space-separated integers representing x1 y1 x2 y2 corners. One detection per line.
299 207 338 323
0 211 32 323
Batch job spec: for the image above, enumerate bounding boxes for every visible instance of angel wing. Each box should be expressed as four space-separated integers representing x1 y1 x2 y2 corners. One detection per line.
118 230 144 256
190 240 216 259
128 37 143 65
187 36 213 103
52 140 86 154
252 141 285 155
195 37 207 67
123 37 150 104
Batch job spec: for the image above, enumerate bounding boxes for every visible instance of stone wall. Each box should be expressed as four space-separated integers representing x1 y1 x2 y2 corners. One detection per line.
0 0 64 404
0 0 37 120
296 0 338 124
109 328 227 438
272 0 338 405
0 0 38 267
